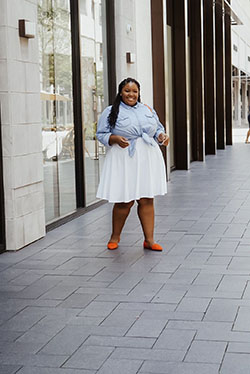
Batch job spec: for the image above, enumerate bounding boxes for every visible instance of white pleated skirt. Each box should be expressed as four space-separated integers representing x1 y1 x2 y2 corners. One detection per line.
96 138 167 203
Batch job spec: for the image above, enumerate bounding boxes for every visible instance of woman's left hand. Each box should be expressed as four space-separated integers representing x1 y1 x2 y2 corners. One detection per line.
158 133 170 146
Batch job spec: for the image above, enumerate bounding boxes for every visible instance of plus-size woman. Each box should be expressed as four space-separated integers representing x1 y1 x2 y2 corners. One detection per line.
96 78 169 251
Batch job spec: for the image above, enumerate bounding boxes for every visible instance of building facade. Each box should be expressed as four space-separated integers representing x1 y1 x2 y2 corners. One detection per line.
231 0 250 125
0 0 249 251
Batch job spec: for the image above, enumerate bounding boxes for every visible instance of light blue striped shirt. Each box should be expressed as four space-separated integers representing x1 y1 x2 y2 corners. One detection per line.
96 101 165 157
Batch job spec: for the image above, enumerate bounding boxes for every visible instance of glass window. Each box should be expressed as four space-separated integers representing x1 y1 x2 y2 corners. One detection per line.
38 0 76 223
79 0 87 15
80 0 108 205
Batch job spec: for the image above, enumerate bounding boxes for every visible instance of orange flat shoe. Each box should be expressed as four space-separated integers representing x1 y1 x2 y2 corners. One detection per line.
107 242 118 250
143 241 163 251
107 237 120 250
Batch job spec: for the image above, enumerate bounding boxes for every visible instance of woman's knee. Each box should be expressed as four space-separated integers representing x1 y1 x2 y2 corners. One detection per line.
116 200 135 210
137 198 154 206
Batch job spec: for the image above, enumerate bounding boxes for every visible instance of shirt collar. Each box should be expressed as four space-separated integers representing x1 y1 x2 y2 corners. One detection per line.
120 101 139 110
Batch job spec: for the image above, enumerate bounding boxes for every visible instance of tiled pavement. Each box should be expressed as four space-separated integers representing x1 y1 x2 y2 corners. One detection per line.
1 143 250 373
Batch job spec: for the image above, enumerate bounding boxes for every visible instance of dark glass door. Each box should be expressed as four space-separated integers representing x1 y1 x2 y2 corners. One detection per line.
0 109 5 253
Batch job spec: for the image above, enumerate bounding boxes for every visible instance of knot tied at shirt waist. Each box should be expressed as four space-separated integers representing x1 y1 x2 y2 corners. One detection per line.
128 132 156 157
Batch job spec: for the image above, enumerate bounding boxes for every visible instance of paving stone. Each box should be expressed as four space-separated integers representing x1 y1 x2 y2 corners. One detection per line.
228 342 250 353
217 275 247 294
16 321 66 344
220 353 250 374
154 329 196 350
0 353 68 367
233 306 250 331
63 345 114 370
176 297 210 313
83 335 155 348
192 273 222 286
139 360 177 373
126 317 167 338
116 302 176 312
110 347 185 362
183 252 211 265
242 282 250 299
184 340 227 364
141 310 203 322
0 341 44 354
100 309 143 329
16 368 95 374
128 281 164 300
171 362 220 374
95 293 153 303
0 330 23 342
75 287 128 295
40 285 78 300
223 224 246 238
58 293 97 309
0 308 46 332
205 255 232 266
0 365 21 374
9 271 44 286
168 269 200 285
229 256 250 270
97 358 143 374
206 224 228 236
90 325 129 336
108 273 143 290
39 325 92 355
78 301 118 318
198 235 220 246
204 299 239 322
90 269 121 282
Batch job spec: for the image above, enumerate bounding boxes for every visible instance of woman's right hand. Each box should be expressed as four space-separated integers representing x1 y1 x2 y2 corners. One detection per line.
109 135 130 148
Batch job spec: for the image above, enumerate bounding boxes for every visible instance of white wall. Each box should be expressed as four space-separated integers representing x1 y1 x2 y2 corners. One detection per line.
134 0 153 106
115 0 153 106
115 0 137 83
0 0 45 250
231 0 250 74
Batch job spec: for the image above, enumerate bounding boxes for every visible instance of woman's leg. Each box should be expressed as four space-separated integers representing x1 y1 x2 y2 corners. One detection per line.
137 198 155 246
246 129 250 143
109 201 134 243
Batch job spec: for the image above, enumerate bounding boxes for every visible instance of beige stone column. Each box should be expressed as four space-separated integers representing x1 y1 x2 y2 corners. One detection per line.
0 0 45 250
234 74 241 123
242 80 248 122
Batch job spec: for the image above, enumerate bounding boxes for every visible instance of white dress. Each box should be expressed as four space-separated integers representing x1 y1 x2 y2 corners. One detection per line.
97 137 167 203
96 102 167 203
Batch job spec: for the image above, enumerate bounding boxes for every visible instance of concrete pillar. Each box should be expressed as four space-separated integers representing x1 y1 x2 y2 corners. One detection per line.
189 0 205 161
224 0 232 145
204 0 216 154
0 0 45 250
171 0 189 170
234 76 241 122
215 0 225 149
242 81 248 122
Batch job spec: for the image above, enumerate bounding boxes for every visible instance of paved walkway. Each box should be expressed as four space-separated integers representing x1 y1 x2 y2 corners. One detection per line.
1 142 250 374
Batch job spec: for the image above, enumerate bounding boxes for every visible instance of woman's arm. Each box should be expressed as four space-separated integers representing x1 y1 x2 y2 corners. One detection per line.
152 109 170 146
96 107 112 147
109 135 130 148
96 107 129 148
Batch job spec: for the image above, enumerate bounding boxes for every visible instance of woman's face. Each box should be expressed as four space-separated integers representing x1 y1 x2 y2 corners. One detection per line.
121 82 139 106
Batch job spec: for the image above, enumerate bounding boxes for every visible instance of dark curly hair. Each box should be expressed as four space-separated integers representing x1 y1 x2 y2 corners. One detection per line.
108 77 141 128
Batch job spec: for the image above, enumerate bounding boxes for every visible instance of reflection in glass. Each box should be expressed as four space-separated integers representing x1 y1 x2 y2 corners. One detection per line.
38 0 76 223
79 0 108 205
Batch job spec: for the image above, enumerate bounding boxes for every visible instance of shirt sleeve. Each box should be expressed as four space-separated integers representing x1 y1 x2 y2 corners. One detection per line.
96 106 112 147
152 108 165 143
